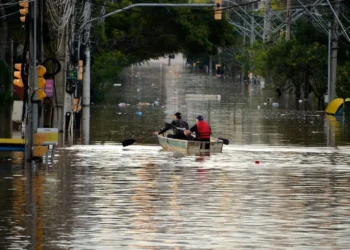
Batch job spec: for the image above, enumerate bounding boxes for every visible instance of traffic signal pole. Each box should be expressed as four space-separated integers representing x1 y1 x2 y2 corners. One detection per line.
32 0 38 133
25 0 44 161
329 0 340 101
25 0 38 161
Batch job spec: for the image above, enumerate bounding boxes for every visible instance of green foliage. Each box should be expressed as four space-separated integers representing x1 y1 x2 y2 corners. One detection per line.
336 62 350 99
237 33 328 103
90 50 127 103
305 42 328 99
91 50 127 84
271 0 285 10
97 1 236 60
293 20 327 46
0 60 12 104
88 0 236 102
93 0 236 57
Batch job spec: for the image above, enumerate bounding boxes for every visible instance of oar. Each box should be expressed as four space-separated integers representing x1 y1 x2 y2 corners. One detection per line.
121 134 154 147
165 122 229 145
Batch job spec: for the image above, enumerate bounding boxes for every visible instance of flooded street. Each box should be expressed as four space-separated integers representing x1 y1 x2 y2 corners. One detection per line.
1 56 350 249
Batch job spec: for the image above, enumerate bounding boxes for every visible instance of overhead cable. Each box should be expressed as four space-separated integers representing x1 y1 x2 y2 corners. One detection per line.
326 0 350 42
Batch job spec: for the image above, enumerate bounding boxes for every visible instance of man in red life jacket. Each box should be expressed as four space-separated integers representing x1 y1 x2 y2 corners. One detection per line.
184 115 211 141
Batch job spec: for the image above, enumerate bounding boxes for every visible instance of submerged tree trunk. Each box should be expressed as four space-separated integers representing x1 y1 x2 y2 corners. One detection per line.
303 68 311 99
295 86 301 99
317 97 325 110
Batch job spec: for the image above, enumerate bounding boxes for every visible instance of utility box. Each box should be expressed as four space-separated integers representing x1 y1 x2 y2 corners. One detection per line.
37 128 58 145
34 133 48 145
33 128 58 162
33 146 48 157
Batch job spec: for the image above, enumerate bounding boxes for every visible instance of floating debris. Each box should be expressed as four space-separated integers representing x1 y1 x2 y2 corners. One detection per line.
138 102 150 106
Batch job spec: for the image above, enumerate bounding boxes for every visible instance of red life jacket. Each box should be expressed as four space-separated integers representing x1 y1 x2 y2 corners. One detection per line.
197 121 211 139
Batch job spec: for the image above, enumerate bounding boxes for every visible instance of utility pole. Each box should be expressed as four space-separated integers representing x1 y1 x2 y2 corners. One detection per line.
286 0 291 40
10 40 13 99
10 40 13 133
78 0 92 141
82 47 90 144
250 2 255 45
25 0 39 161
32 0 38 134
327 22 331 103
241 5 247 93
330 0 340 101
54 29 66 133
243 5 246 46
263 0 271 43
209 56 212 77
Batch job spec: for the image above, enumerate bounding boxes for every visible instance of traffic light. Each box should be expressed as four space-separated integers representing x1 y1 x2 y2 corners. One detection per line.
37 65 47 100
214 0 222 20
77 60 83 80
19 0 28 23
13 63 24 88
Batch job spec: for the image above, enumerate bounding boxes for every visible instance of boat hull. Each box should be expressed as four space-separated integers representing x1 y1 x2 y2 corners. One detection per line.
157 135 223 154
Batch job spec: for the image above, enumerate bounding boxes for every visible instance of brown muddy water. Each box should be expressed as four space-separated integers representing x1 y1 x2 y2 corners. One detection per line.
1 56 350 249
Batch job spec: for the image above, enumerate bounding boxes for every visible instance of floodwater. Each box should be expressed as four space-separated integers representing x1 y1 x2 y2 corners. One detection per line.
1 55 350 249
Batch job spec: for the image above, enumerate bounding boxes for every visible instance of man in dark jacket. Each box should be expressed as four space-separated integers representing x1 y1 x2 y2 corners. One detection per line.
184 115 211 141
154 112 189 139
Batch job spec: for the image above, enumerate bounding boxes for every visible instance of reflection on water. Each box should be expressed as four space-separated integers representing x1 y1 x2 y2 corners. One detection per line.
90 56 350 147
1 145 350 249
1 56 350 249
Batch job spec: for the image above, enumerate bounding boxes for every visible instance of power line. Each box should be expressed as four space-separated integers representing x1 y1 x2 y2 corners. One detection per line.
227 0 350 41
0 1 19 7
86 0 261 16
0 10 19 19
326 0 350 42
0 0 34 7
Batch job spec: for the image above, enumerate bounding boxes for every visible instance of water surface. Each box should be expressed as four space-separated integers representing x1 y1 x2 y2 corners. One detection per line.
1 56 350 249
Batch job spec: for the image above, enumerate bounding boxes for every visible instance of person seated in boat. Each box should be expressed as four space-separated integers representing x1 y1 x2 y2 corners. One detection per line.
154 112 189 139
184 115 211 141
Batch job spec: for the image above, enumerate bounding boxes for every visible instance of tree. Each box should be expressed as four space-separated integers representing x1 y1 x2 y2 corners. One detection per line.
90 50 127 103
336 62 350 99
335 62 350 117
88 0 236 102
305 42 327 109
237 33 328 108
247 39 302 95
